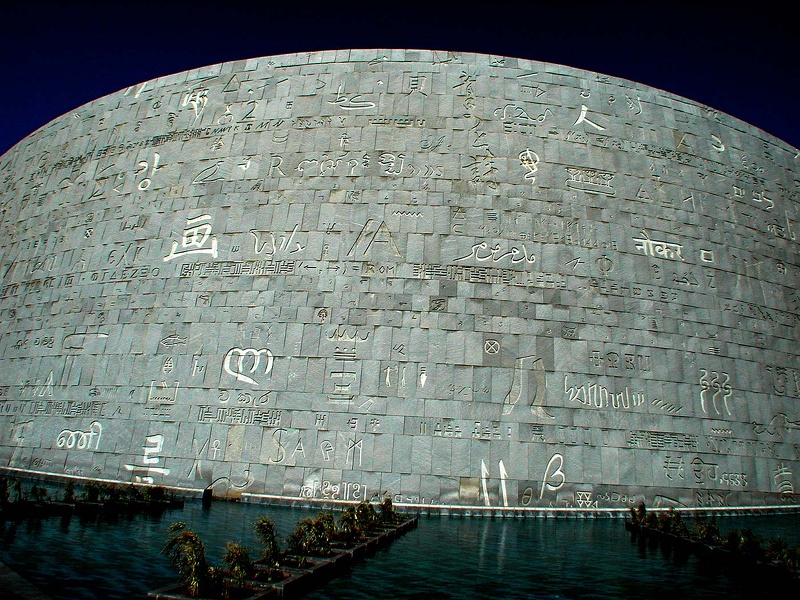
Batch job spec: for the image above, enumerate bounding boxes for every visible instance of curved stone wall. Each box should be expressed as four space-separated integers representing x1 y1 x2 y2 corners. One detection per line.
1 50 798 512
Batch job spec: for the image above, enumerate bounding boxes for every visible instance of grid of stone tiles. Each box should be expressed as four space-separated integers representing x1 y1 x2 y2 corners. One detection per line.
0 49 798 510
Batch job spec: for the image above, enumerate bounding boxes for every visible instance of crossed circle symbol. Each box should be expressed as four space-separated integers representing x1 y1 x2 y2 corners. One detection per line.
484 339 500 354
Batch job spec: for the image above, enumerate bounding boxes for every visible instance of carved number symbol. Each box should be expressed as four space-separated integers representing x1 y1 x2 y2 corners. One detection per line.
240 100 257 121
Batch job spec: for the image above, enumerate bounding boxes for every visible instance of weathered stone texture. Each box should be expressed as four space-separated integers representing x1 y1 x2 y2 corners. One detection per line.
0 50 798 511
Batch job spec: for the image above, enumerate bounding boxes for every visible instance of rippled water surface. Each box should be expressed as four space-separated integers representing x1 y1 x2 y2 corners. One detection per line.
1 501 798 599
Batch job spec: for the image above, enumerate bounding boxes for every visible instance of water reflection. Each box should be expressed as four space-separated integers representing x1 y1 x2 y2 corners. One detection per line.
0 502 798 599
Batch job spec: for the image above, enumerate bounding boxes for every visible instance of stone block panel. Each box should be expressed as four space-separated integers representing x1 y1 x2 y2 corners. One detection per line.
0 49 798 512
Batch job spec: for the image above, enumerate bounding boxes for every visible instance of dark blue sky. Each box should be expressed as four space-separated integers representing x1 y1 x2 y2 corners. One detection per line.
1 2 798 157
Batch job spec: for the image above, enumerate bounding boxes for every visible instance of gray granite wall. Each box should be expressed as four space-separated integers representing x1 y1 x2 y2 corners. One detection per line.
0 49 798 511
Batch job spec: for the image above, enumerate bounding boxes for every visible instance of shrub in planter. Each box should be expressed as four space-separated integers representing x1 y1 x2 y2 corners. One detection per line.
30 484 49 503
223 542 254 584
287 512 336 556
692 518 722 546
144 485 166 503
635 502 646 525
722 529 741 551
0 476 10 506
656 511 672 533
779 544 800 574
337 506 362 543
120 483 143 502
317 512 336 545
254 516 280 565
643 511 659 530
162 522 215 597
355 500 379 532
765 536 790 565
83 482 101 502
665 509 690 538
734 528 765 560
100 483 121 502
62 481 75 503
13 479 23 503
379 497 399 524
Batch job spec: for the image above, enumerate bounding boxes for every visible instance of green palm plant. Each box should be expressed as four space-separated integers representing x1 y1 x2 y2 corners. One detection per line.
254 515 281 565
223 542 254 584
379 497 399 524
338 505 362 543
691 518 722 546
287 512 336 556
162 522 213 597
355 500 379 532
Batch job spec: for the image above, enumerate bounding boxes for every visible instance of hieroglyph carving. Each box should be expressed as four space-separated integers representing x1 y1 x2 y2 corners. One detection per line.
633 230 684 261
250 225 305 258
565 167 616 196
56 422 102 450
573 105 605 131
773 463 795 501
564 375 645 410
164 214 218 262
503 356 552 418
223 348 274 387
455 241 536 265
699 369 732 416
540 453 566 499
480 459 509 507
124 434 169 483
518 148 540 184
328 84 376 110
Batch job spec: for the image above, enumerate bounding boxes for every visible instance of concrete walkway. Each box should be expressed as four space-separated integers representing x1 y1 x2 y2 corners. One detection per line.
0 560 52 599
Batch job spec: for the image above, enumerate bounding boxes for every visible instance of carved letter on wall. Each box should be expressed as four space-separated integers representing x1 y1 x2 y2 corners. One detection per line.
540 453 565 499
223 348 274 386
503 356 552 418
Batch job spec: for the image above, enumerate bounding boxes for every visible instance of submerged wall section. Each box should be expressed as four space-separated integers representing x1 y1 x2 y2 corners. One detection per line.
1 49 799 512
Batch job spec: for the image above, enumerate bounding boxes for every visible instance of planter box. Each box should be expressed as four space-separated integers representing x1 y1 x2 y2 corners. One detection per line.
150 516 419 599
148 582 276 599
625 520 800 585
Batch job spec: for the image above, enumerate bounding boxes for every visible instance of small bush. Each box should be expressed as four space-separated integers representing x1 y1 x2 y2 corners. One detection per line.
765 536 789 564
635 502 646 524
643 512 659 530
736 528 765 560
30 484 49 503
254 515 280 564
692 518 722 546
100 483 120 502
223 542 253 583
379 497 399 524
13 480 23 502
162 522 213 598
0 476 9 505
83 482 100 502
120 484 143 502
338 506 362 542
286 512 336 556
656 511 672 533
355 500 379 531
144 485 166 502
286 517 315 555
62 481 75 503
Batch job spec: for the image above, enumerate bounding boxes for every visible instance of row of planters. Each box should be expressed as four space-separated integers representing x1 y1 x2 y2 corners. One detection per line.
626 503 800 581
151 498 417 600
0 474 183 520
